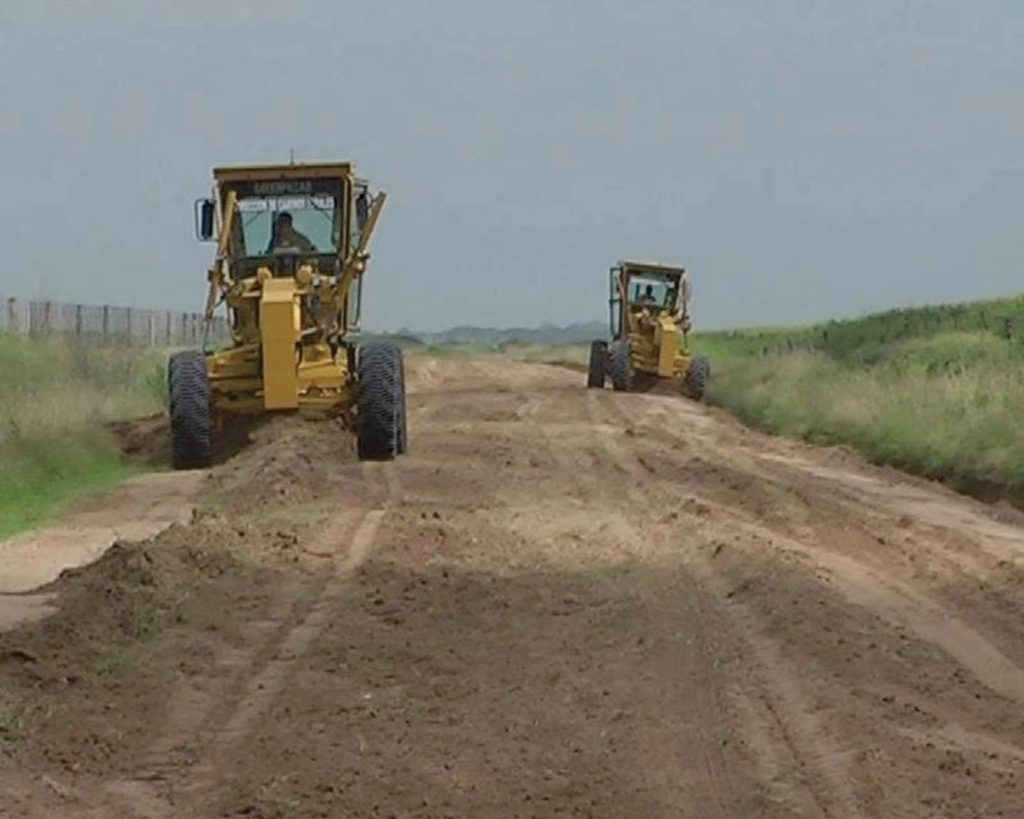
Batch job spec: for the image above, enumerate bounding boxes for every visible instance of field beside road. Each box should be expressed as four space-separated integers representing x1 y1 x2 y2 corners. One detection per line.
0 336 166 538
3 354 1024 816
696 295 1024 498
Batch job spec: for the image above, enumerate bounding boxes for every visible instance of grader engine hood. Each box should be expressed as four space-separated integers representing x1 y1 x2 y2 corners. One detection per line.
259 278 301 410
655 314 680 378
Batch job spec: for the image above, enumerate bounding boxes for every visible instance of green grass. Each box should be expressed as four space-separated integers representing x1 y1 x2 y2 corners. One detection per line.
699 295 1024 493
0 335 168 539
714 294 1024 364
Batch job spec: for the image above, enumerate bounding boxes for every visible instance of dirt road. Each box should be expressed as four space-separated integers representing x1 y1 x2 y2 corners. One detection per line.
3 355 1024 817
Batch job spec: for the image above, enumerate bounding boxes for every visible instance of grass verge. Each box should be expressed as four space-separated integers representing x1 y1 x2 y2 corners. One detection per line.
700 320 1024 495
0 335 167 539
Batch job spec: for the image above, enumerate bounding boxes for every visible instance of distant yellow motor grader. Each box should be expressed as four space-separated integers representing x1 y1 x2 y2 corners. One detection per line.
170 161 406 468
587 260 709 398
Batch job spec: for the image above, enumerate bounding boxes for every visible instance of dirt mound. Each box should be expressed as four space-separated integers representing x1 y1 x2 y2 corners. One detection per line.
208 413 359 510
110 412 269 469
109 414 171 466
0 507 307 786
1 526 235 683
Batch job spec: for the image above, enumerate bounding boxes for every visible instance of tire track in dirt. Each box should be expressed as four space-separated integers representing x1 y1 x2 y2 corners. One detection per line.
365 374 755 816
579 391 807 816
591 378 1024 811
685 556 865 819
106 464 399 816
812 547 1024 703
607 386 1024 712
700 501 1024 710
638 392 1024 594
585 388 865 818
539 389 748 816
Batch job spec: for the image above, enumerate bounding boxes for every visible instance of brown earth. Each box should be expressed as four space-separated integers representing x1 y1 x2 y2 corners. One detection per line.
3 355 1024 817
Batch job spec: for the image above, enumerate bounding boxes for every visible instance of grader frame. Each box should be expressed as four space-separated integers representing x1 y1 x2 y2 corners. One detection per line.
587 260 709 398
169 161 406 468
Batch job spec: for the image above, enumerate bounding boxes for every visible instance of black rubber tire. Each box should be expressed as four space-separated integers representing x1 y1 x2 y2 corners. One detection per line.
608 339 633 392
168 350 212 469
587 341 607 388
357 341 405 460
684 355 711 401
397 349 409 455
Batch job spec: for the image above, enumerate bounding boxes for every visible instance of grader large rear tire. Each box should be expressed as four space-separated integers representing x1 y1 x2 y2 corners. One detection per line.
609 339 633 392
358 341 406 460
168 350 212 469
684 355 711 401
587 341 607 388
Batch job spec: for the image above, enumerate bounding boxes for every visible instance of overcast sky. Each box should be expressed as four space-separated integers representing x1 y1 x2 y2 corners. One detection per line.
1 1 1022 331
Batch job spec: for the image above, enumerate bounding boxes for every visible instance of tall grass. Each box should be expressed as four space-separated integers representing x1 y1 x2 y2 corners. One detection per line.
703 328 1024 492
717 294 1024 364
0 336 167 537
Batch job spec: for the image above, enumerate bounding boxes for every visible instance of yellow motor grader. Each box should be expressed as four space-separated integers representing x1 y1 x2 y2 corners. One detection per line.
170 161 405 468
587 260 709 398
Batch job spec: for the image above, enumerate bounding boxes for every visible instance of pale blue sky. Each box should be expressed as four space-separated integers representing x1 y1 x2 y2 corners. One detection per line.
1 1 1022 331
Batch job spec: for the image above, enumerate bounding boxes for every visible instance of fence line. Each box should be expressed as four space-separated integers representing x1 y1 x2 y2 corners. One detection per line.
1 297 229 346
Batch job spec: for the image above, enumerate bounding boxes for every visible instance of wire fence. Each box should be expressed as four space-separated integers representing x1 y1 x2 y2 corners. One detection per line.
1 297 229 346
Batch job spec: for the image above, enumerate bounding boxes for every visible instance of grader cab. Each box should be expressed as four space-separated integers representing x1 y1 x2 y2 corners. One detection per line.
586 260 709 398
169 161 406 468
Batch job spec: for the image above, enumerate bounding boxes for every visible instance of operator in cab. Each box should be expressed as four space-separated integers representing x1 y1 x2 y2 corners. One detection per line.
638 284 659 306
267 212 316 254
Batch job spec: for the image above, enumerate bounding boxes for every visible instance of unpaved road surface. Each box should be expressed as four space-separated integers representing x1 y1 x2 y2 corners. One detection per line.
4 355 1024 817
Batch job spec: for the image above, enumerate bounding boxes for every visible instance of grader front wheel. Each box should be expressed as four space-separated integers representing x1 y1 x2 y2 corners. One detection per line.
587 341 607 388
357 341 407 460
169 351 212 469
609 340 633 392
684 355 711 401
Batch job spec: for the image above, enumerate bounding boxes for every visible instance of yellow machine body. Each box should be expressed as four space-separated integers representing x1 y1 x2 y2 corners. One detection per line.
609 260 693 380
197 162 386 416
259 278 301 409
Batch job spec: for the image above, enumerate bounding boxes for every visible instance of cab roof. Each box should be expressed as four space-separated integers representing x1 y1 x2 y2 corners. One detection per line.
617 260 686 278
213 162 356 183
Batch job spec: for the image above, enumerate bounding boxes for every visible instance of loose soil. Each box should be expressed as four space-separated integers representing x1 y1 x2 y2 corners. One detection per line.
3 355 1024 817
